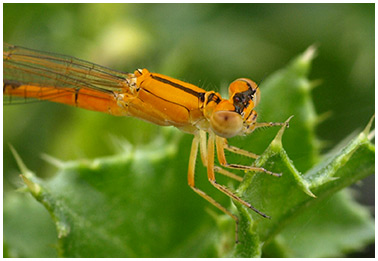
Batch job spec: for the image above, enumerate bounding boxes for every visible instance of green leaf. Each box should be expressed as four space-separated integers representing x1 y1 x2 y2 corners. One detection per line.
234 116 374 257
273 189 375 257
9 133 220 257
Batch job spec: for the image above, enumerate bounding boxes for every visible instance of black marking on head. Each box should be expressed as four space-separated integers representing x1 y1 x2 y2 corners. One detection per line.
232 86 257 114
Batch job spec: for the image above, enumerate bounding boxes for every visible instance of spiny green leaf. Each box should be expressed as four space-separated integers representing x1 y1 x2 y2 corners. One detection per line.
13 132 219 257
234 115 374 257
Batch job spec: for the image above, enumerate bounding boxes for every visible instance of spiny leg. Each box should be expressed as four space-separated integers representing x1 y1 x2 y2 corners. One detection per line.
253 121 289 129
244 118 291 139
207 132 270 219
187 133 240 242
224 141 259 159
214 166 243 182
217 119 290 176
216 136 281 177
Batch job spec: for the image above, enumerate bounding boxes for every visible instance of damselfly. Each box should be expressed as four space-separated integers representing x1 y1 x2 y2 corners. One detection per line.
3 43 287 242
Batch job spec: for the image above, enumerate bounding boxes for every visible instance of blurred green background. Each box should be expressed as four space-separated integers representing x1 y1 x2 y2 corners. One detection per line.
3 3 374 257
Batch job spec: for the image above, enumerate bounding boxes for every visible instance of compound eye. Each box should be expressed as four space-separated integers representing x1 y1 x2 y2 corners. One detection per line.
210 111 243 138
253 85 260 106
229 78 260 107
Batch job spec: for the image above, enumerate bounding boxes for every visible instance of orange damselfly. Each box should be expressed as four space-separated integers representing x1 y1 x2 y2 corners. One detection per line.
3 43 287 242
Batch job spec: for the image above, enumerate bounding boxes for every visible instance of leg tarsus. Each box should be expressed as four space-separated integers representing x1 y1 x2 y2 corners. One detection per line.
214 166 243 182
224 163 282 177
224 143 259 159
209 180 270 219
215 134 281 177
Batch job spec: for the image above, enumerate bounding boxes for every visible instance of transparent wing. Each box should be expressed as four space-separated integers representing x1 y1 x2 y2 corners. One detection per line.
3 43 134 104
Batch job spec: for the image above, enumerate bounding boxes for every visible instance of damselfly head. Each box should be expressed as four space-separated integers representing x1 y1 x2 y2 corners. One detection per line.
207 78 261 138
229 78 261 134
228 78 260 112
